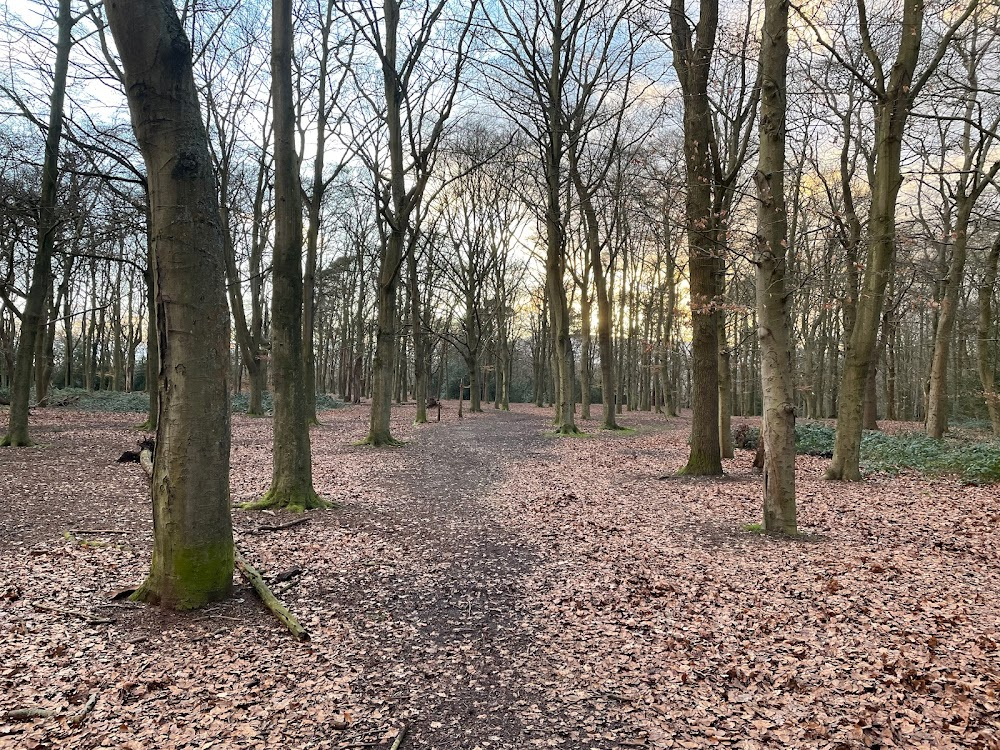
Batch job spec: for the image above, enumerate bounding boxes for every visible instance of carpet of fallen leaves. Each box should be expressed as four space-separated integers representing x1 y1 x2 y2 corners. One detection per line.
1 402 998 750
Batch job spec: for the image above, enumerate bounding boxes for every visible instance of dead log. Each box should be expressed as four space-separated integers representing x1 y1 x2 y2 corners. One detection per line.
234 552 310 642
5 694 97 724
48 394 80 407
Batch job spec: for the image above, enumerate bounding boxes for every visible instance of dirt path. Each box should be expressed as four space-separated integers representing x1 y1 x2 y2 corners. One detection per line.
326 409 553 749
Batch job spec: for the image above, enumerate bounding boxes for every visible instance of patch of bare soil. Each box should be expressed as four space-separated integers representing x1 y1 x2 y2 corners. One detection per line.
1 403 998 749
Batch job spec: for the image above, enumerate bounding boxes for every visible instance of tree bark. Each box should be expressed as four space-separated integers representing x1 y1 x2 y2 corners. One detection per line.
246 0 324 509
3 0 72 447
106 0 234 608
753 0 796 534
826 0 979 478
978 233 1000 435
670 0 722 474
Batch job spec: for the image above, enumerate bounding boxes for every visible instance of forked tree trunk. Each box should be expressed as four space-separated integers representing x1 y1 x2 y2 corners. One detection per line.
106 0 234 608
826 0 979 479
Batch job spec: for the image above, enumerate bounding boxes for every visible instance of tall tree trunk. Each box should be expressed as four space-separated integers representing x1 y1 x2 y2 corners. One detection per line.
754 0 796 534
671 0 722 474
579 288 592 421
246 0 324 510
826 0 976 479
718 300 734 457
3 0 71 447
978 233 1000 435
544 10 578 434
409 232 428 424
106 0 234 609
302 1 335 426
365 0 406 446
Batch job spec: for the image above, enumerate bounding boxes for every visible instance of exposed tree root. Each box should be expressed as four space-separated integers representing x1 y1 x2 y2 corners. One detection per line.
241 487 331 512
357 432 406 448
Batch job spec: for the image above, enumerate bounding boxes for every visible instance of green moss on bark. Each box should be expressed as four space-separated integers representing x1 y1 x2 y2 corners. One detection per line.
131 540 234 610
678 449 724 476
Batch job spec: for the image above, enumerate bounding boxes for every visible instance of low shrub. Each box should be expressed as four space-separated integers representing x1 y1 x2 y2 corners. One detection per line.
731 421 1000 484
861 431 1000 485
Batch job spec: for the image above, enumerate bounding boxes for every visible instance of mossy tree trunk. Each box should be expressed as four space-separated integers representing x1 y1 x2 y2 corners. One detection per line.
826 0 979 480
106 0 234 608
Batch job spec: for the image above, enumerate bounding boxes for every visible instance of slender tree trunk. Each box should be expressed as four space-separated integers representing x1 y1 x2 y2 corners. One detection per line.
106 0 234 608
409 234 428 424
978 233 1000 435
927 197 974 438
139 204 159 430
579 288 592 420
246 0 324 510
753 0 795 534
827 0 936 480
365 0 407 446
718 301 734 457
3 0 71 447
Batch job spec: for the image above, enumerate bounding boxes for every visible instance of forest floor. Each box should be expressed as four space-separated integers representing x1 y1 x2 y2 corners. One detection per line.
1 402 998 750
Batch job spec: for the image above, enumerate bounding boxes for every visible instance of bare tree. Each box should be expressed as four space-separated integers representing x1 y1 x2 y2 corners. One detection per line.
753 0 796 534
245 0 327 510
105 0 234 608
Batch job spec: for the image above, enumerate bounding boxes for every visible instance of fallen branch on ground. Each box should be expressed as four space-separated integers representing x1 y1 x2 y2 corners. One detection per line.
5 693 97 724
389 723 407 750
5 707 60 721
70 529 130 535
255 518 310 533
234 552 310 641
69 694 97 726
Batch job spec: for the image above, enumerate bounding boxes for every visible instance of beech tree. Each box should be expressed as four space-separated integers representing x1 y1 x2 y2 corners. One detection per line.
245 0 326 511
105 0 233 608
923 10 1000 439
668 0 724 474
2 0 72 447
813 0 981 480
753 0 796 534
